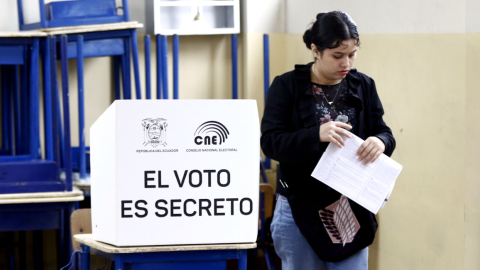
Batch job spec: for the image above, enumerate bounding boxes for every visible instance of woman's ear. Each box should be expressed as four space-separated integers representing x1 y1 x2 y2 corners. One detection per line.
311 44 320 60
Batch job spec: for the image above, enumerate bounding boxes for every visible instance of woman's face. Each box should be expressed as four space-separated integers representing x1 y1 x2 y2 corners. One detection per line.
311 38 358 84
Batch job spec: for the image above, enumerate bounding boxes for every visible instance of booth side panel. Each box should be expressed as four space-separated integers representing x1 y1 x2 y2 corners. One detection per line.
244 100 261 243
90 102 118 245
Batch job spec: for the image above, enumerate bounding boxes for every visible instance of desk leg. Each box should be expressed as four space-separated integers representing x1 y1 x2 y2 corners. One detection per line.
114 56 121 100
42 38 53 161
121 37 131 99
238 249 247 270
9 248 14 270
131 29 141 100
80 244 90 270
19 231 26 270
57 203 74 267
114 254 125 270
30 38 40 159
76 35 87 180
33 230 43 270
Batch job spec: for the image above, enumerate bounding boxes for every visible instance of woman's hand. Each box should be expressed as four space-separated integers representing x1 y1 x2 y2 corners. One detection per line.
357 137 385 164
319 121 352 148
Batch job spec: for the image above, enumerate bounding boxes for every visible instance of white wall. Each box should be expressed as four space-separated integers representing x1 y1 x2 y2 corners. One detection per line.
242 0 286 33
0 0 19 31
466 0 480 32
285 0 466 34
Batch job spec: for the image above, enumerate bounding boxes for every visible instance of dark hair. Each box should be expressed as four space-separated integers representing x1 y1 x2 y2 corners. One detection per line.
303 11 360 52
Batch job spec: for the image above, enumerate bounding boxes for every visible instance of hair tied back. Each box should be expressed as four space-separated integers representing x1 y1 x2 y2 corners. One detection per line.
302 11 360 52
341 11 357 26
316 11 328 21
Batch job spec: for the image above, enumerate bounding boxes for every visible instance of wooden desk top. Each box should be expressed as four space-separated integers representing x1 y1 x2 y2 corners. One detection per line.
0 188 84 204
74 181 91 189
42 21 143 36
74 234 257 254
0 31 48 37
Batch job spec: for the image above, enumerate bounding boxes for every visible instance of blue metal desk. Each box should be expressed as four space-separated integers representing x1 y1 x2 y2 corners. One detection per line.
0 190 84 269
75 234 255 270
44 22 143 182
0 31 71 194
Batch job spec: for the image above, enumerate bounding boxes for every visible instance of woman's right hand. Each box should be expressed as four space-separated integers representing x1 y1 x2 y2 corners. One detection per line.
319 121 352 148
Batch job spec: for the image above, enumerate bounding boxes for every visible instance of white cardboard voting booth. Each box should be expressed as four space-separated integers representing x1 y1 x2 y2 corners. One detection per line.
90 100 260 246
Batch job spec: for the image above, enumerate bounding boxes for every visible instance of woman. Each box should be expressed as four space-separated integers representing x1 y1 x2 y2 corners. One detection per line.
260 11 396 269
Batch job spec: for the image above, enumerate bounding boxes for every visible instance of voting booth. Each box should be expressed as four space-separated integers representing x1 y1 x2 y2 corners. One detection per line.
90 100 260 246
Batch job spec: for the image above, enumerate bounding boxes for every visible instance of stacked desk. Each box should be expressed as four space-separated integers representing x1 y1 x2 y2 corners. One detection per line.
44 21 143 183
0 190 84 268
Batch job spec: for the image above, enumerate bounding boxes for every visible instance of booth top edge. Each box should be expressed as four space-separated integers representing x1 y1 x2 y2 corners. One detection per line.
113 99 257 102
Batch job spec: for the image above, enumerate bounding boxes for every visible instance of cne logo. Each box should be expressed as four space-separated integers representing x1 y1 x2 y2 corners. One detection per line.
194 121 229 145
142 118 168 148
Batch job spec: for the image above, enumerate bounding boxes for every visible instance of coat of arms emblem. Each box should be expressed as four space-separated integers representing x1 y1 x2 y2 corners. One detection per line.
142 118 168 147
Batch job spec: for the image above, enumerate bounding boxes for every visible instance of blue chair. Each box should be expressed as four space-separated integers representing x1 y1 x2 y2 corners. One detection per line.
0 33 70 194
47 22 143 181
17 0 130 30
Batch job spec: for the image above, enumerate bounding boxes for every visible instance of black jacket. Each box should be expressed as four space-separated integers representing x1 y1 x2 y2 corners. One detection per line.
261 62 396 199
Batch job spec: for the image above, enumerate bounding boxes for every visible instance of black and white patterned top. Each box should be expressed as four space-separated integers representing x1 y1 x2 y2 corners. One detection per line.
312 79 358 133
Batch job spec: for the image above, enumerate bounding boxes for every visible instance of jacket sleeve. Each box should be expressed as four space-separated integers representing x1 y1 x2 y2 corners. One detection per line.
368 78 396 157
260 76 325 164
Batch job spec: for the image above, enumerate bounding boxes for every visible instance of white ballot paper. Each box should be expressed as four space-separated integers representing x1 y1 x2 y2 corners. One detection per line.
311 134 402 214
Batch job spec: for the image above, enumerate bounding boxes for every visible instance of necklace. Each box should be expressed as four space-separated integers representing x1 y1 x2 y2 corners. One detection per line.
312 64 342 106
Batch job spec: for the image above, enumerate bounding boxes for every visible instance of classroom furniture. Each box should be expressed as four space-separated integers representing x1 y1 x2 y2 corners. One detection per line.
71 208 106 270
263 34 271 169
75 234 255 270
143 32 238 101
70 208 92 250
145 0 240 35
0 189 84 269
144 0 241 100
45 22 143 181
0 232 15 270
0 31 73 194
17 0 131 31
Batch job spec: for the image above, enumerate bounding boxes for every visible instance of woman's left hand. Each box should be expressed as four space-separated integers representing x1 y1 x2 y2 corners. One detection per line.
356 137 385 164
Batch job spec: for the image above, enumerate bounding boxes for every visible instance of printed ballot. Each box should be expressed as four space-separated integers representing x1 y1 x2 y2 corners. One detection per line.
311 134 402 214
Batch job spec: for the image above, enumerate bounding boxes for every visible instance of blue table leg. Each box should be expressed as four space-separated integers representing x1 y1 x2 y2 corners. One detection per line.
1 67 12 155
76 35 87 180
56 203 74 267
60 35 72 192
231 34 238 100
238 249 247 270
114 56 121 100
8 248 14 270
80 244 90 270
156 34 162 99
12 66 21 156
121 37 131 99
30 38 40 159
19 231 26 270
49 36 64 167
57 208 65 268
33 230 43 270
20 54 29 156
130 29 142 99
42 38 54 161
173 34 179 99
115 254 125 270
161 35 168 99
263 34 271 169
145 35 151 100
